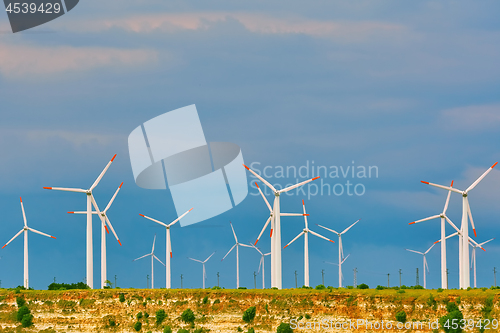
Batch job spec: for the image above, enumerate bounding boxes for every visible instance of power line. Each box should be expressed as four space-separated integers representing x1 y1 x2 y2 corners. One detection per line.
399 269 402 288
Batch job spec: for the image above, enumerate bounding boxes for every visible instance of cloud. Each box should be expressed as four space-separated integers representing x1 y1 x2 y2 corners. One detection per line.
439 104 500 131
0 43 158 77
66 12 406 41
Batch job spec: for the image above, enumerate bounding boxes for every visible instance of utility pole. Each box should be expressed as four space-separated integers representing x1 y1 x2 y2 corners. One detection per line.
387 274 390 288
446 269 449 288
494 267 497 287
399 269 402 288
254 271 257 289
217 272 220 287
321 269 325 286
181 274 183 289
147 275 149 289
353 268 357 288
294 270 298 288
114 275 117 289
416 268 419 287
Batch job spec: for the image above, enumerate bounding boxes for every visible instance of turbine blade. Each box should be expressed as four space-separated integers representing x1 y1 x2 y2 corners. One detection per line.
105 216 122 246
254 216 271 246
443 180 454 213
139 214 168 228
302 200 308 229
188 257 203 263
255 182 272 212
20 197 27 227
230 222 238 243
152 234 156 253
257 257 263 274
445 231 459 240
316 224 340 235
68 211 97 214
280 176 320 193
43 187 86 193
243 165 276 192
341 219 361 234
28 227 56 239
425 243 436 254
168 208 193 227
405 249 424 255
280 213 307 216
466 198 477 237
479 238 495 247
421 181 463 194
204 251 216 263
466 162 498 193
221 244 236 261
2 229 24 248
104 182 123 213
283 232 304 249
249 242 263 255
409 215 441 225
308 230 335 243
444 216 461 233
90 195 108 232
133 253 151 261
153 254 166 266
90 154 116 191
341 253 350 264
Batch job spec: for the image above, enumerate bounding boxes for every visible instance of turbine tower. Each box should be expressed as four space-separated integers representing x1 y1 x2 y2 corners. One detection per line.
139 208 193 289
325 255 350 286
250 243 270 289
283 200 335 287
470 238 493 288
405 243 436 289
43 154 119 289
421 162 497 288
2 197 56 289
245 165 319 289
189 252 215 289
133 234 165 289
317 218 360 288
221 222 252 289
70 182 123 288
409 180 454 289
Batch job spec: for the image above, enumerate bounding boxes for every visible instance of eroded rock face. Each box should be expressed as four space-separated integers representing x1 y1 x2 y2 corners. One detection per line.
0 289 497 332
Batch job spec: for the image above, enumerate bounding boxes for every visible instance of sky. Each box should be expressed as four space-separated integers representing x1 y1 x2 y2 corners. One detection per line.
1 0 500 291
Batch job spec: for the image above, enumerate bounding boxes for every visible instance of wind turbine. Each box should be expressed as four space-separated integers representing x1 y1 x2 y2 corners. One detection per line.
283 200 335 287
409 180 454 289
421 162 497 288
139 208 193 289
133 234 165 289
221 222 252 289
317 218 360 288
470 238 494 288
324 254 350 286
405 243 436 289
43 154 119 289
244 165 320 290
188 252 215 289
250 243 271 289
69 182 123 288
2 197 56 289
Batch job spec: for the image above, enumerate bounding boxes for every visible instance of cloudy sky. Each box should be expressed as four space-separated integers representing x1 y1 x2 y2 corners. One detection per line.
1 0 500 290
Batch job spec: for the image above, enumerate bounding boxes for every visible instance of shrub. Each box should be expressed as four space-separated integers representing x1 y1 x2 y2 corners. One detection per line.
346 286 354 289
134 321 142 331
119 293 126 302
315 285 326 290
437 288 444 293
21 313 33 327
237 327 243 332
137 312 143 319
17 305 31 322
397 289 405 293
109 318 116 327
357 283 369 289
212 286 222 290
305 314 311 319
16 297 26 308
181 309 195 324
376 285 385 290
440 302 463 333
144 312 149 318
163 326 172 333
156 309 166 325
277 322 293 333
202 296 209 304
178 330 189 333
243 306 256 323
395 310 406 323
47 282 89 290
238 287 247 289
213 299 221 305
247 328 255 333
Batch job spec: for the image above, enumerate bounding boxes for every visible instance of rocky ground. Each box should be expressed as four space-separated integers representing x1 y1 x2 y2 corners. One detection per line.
0 288 498 332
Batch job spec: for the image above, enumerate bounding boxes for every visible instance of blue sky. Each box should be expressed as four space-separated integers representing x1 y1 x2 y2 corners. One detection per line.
1 0 500 290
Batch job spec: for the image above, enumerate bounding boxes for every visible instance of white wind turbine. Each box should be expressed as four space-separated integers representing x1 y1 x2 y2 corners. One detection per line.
2 197 56 289
244 165 320 290
188 252 215 289
421 162 497 288
133 234 165 289
317 218 360 288
325 254 350 286
139 208 193 289
470 238 493 288
283 200 335 287
69 182 123 288
221 222 252 289
405 243 436 289
250 243 271 289
409 180 454 289
44 154 119 289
